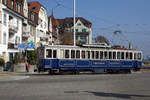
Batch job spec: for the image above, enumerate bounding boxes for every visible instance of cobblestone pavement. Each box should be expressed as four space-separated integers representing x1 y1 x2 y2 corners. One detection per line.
0 71 150 100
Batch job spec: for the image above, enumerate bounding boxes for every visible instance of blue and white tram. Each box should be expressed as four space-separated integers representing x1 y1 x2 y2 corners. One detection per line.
37 45 142 74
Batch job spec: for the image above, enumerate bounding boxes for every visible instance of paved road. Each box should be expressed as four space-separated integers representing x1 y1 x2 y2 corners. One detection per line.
0 72 150 100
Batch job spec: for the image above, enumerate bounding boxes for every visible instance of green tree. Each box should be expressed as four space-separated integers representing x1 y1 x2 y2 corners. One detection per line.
27 49 37 65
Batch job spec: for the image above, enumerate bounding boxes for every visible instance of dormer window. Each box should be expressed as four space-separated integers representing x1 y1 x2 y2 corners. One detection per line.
32 7 36 10
16 3 21 13
31 13 35 21
11 0 14 9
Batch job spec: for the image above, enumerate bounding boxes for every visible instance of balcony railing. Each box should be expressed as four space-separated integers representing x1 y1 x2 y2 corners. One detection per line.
9 21 18 34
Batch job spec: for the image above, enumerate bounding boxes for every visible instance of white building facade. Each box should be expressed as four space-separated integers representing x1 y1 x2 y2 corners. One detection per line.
0 0 24 62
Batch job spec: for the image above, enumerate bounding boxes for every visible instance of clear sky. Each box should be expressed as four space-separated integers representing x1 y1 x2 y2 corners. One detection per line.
29 0 150 57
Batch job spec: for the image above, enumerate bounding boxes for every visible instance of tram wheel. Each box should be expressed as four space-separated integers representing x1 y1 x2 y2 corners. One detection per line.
48 69 54 75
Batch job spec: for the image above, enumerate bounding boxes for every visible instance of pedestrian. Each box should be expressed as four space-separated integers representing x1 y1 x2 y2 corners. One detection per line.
24 56 29 72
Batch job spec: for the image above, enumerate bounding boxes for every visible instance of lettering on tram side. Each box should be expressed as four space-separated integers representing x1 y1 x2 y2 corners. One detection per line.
63 64 74 66
110 62 120 65
121 65 132 67
93 62 105 65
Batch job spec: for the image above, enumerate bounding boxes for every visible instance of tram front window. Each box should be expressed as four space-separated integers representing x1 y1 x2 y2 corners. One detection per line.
46 49 52 58
134 53 137 60
138 53 142 60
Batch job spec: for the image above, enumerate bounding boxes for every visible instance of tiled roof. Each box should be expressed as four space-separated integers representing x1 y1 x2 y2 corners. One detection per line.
48 10 59 27
57 17 92 28
28 1 42 13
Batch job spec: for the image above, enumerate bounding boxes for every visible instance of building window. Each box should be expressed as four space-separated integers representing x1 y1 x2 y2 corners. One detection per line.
31 13 35 21
80 36 86 41
82 28 87 32
78 23 81 26
3 14 7 26
3 0 8 5
76 36 79 40
76 29 78 32
17 20 19 29
16 3 21 13
3 32 7 45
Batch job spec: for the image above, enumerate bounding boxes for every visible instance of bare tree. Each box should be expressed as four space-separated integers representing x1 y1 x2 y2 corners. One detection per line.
60 32 73 45
95 35 110 45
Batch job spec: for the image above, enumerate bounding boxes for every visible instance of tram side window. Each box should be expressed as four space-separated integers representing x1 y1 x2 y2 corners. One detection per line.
71 50 75 58
126 52 129 60
138 53 142 60
117 52 121 59
46 49 52 58
109 51 112 59
96 51 99 59
104 51 108 59
82 51 85 59
113 52 116 59
121 52 124 60
91 51 95 59
65 50 70 58
76 50 80 59
129 52 133 60
87 51 90 59
53 50 57 58
134 53 137 60
100 51 103 59
60 49 64 59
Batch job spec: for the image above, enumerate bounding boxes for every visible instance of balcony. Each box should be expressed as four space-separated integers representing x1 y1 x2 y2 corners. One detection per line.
22 26 31 38
8 43 18 49
9 21 18 34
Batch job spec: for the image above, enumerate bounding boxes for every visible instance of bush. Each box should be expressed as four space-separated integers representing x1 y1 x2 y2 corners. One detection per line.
13 53 24 64
27 49 37 65
0 58 5 66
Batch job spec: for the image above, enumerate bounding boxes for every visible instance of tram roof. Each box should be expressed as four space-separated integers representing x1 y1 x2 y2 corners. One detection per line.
40 45 142 52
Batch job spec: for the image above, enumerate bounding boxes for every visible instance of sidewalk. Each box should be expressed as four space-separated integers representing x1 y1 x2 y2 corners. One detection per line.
0 72 31 81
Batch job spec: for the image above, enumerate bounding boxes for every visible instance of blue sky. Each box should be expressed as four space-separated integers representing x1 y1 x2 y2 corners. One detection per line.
29 0 150 57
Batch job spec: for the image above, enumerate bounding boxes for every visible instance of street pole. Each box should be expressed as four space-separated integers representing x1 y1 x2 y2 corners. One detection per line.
73 0 76 46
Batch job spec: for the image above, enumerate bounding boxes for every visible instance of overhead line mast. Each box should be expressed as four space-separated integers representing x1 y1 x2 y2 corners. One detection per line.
73 0 76 46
